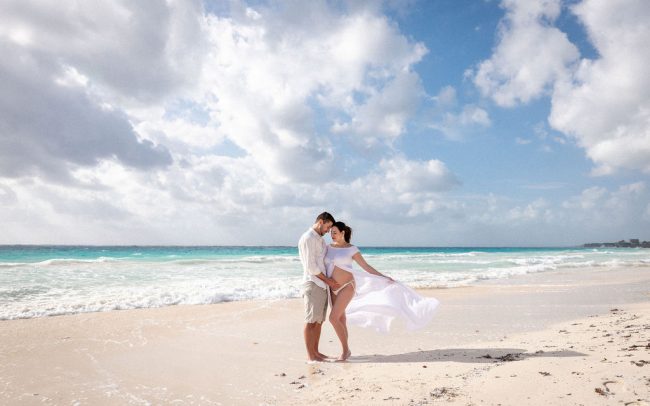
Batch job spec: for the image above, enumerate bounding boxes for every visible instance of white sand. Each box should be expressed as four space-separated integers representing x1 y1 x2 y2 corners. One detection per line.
1 266 649 405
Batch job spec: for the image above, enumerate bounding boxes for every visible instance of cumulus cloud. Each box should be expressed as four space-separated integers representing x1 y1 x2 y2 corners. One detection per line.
0 0 453 245
339 71 424 147
549 0 650 175
562 186 608 210
472 0 579 107
507 198 553 223
340 156 461 222
457 182 650 245
0 183 18 204
199 3 429 183
474 0 650 176
563 182 646 214
0 1 206 181
333 180 648 246
4 0 645 246
0 41 172 181
555 181 650 239
0 0 205 102
379 156 460 194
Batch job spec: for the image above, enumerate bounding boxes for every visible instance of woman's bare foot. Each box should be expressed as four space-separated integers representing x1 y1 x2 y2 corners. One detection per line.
336 349 351 362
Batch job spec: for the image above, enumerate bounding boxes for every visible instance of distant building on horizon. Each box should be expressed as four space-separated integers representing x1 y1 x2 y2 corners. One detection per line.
584 239 650 248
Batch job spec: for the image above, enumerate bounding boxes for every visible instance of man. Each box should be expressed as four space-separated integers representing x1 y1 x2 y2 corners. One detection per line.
298 211 340 362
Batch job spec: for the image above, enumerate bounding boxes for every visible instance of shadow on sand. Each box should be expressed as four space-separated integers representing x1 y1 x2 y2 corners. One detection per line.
348 348 586 364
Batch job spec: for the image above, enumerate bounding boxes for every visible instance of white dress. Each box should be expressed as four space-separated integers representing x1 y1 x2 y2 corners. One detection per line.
325 245 439 333
324 245 359 277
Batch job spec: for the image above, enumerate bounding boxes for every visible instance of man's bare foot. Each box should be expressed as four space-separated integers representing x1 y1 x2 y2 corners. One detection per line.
317 352 330 359
308 354 325 362
336 349 351 362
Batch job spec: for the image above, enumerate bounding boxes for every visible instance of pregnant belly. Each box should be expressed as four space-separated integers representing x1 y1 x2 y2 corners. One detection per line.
331 265 354 285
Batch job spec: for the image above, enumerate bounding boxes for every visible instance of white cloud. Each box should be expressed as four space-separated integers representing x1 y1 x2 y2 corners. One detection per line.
0 0 456 244
475 0 650 176
428 87 491 140
0 1 206 103
0 183 18 204
459 182 649 245
472 0 579 107
338 156 462 223
562 186 608 210
0 1 209 181
560 182 649 231
201 4 428 182
0 39 172 181
507 198 553 223
1 0 646 246
0 1 435 205
343 71 423 147
515 121 565 148
379 156 461 194
549 0 650 175
434 85 457 108
430 104 491 140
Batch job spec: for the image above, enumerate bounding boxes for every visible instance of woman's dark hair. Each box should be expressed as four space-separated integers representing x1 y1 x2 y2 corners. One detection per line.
316 211 336 224
333 221 353 243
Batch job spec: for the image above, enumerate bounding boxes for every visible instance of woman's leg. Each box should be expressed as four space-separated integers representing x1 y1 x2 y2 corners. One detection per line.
339 310 348 345
328 284 355 361
331 288 348 344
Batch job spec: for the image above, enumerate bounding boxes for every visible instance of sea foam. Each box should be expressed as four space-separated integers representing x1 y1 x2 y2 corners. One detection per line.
1 246 648 319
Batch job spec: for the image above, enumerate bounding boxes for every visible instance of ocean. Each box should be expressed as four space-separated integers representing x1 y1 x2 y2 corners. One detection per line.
1 245 648 320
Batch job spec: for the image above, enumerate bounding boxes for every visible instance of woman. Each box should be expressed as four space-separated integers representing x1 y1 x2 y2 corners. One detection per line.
325 221 439 361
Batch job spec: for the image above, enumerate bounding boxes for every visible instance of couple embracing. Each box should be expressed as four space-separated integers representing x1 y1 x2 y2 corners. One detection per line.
299 212 439 362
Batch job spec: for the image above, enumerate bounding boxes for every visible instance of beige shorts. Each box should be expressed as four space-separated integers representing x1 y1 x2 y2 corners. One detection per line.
303 281 328 324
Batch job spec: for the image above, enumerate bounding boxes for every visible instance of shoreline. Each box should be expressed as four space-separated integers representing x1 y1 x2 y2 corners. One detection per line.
4 262 648 322
1 265 649 405
3 246 648 321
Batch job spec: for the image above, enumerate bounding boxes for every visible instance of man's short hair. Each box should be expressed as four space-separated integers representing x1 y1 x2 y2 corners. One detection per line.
316 212 335 224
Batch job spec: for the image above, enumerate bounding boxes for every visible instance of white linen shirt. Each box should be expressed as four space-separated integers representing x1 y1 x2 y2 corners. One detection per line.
298 228 327 289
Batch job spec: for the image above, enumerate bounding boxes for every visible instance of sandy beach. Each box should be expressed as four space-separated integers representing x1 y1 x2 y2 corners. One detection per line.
1 265 649 405
3 1 650 405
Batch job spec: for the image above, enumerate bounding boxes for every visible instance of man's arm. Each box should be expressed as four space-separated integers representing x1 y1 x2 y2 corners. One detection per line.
309 239 340 290
306 237 325 276
299 235 340 290
315 272 340 290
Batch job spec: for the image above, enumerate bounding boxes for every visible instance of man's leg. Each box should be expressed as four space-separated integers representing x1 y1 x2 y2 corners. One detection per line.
314 286 330 359
303 283 325 361
303 323 321 361
314 322 323 357
316 289 334 359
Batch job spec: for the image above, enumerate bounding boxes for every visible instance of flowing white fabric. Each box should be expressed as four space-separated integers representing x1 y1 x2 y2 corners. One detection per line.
325 245 439 334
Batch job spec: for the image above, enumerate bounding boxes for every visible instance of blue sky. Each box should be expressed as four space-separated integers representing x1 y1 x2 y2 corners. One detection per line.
0 0 649 246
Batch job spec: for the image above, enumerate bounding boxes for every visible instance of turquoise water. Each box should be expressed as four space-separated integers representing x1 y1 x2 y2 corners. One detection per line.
0 245 297 263
1 245 648 319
